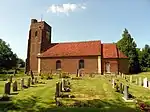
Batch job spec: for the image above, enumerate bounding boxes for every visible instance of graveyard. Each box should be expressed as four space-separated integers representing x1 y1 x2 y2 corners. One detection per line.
0 72 150 112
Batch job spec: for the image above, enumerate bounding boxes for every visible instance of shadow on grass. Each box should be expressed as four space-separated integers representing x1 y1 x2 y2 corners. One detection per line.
0 95 141 112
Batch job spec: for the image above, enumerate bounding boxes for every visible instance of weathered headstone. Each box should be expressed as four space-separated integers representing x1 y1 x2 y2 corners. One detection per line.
139 77 142 86
143 78 148 88
9 76 13 83
119 83 123 94
31 78 34 85
60 82 63 92
148 81 150 88
34 77 38 83
21 78 24 89
13 81 17 91
55 82 61 97
112 79 115 88
115 83 119 92
135 78 138 85
124 85 129 100
27 78 31 87
4 82 11 95
61 78 64 91
130 76 133 83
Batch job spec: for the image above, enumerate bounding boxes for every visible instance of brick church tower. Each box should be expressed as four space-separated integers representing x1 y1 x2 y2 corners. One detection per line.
25 19 52 74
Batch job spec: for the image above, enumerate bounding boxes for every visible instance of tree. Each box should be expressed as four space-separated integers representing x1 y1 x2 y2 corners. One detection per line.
17 58 25 68
0 38 18 70
117 29 140 74
138 44 150 71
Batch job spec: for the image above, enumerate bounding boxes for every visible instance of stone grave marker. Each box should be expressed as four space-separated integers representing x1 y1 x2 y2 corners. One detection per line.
135 78 138 85
31 78 34 85
119 83 123 94
143 78 148 88
148 81 150 88
60 82 63 92
13 81 17 91
139 77 142 86
130 76 133 83
112 79 115 88
55 82 61 97
115 83 119 92
27 78 31 87
9 76 13 83
4 82 11 95
61 78 64 91
21 78 24 89
121 73 124 78
30 70 34 79
34 77 38 83
123 85 129 100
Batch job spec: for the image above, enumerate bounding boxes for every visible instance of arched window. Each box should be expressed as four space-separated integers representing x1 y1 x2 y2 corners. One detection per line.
106 62 110 73
35 31 38 37
56 60 61 69
79 60 84 69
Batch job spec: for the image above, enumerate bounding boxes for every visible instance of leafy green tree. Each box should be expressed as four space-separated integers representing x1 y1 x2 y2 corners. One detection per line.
138 44 150 71
17 58 25 68
117 29 140 74
0 38 18 70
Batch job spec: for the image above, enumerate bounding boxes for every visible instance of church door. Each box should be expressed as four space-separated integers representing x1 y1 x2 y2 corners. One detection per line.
106 62 110 73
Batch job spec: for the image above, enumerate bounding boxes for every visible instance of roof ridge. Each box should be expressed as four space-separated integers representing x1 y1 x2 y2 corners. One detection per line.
102 43 116 44
53 40 101 44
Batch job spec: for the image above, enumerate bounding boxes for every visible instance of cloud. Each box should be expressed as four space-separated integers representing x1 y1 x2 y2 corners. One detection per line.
47 3 86 15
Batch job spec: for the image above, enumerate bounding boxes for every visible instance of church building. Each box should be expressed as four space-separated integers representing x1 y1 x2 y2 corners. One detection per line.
26 19 129 75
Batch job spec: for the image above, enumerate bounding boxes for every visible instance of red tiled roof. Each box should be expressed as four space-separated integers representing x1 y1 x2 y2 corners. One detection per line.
39 40 101 57
102 43 128 58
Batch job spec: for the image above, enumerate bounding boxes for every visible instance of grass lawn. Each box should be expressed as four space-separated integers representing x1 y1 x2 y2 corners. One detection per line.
0 73 150 112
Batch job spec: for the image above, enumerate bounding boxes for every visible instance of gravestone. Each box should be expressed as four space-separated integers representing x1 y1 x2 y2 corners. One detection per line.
30 70 34 79
31 79 34 85
4 82 11 95
143 78 148 88
9 76 13 83
148 81 150 88
61 78 64 91
115 83 119 92
60 82 63 92
34 77 38 83
21 78 24 89
139 77 142 86
112 79 115 88
124 85 129 100
121 73 124 78
13 81 17 91
130 76 133 83
27 78 31 87
119 83 123 94
135 78 138 85
55 82 61 97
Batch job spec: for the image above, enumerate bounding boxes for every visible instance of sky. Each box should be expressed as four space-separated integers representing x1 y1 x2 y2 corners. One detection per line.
0 0 150 60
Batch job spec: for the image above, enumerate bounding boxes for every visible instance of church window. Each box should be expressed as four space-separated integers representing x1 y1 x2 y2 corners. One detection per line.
35 31 38 37
56 60 61 69
79 60 84 69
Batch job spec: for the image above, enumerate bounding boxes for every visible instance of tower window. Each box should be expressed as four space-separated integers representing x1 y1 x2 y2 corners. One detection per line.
79 60 84 69
56 60 61 70
35 31 38 37
46 31 50 42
